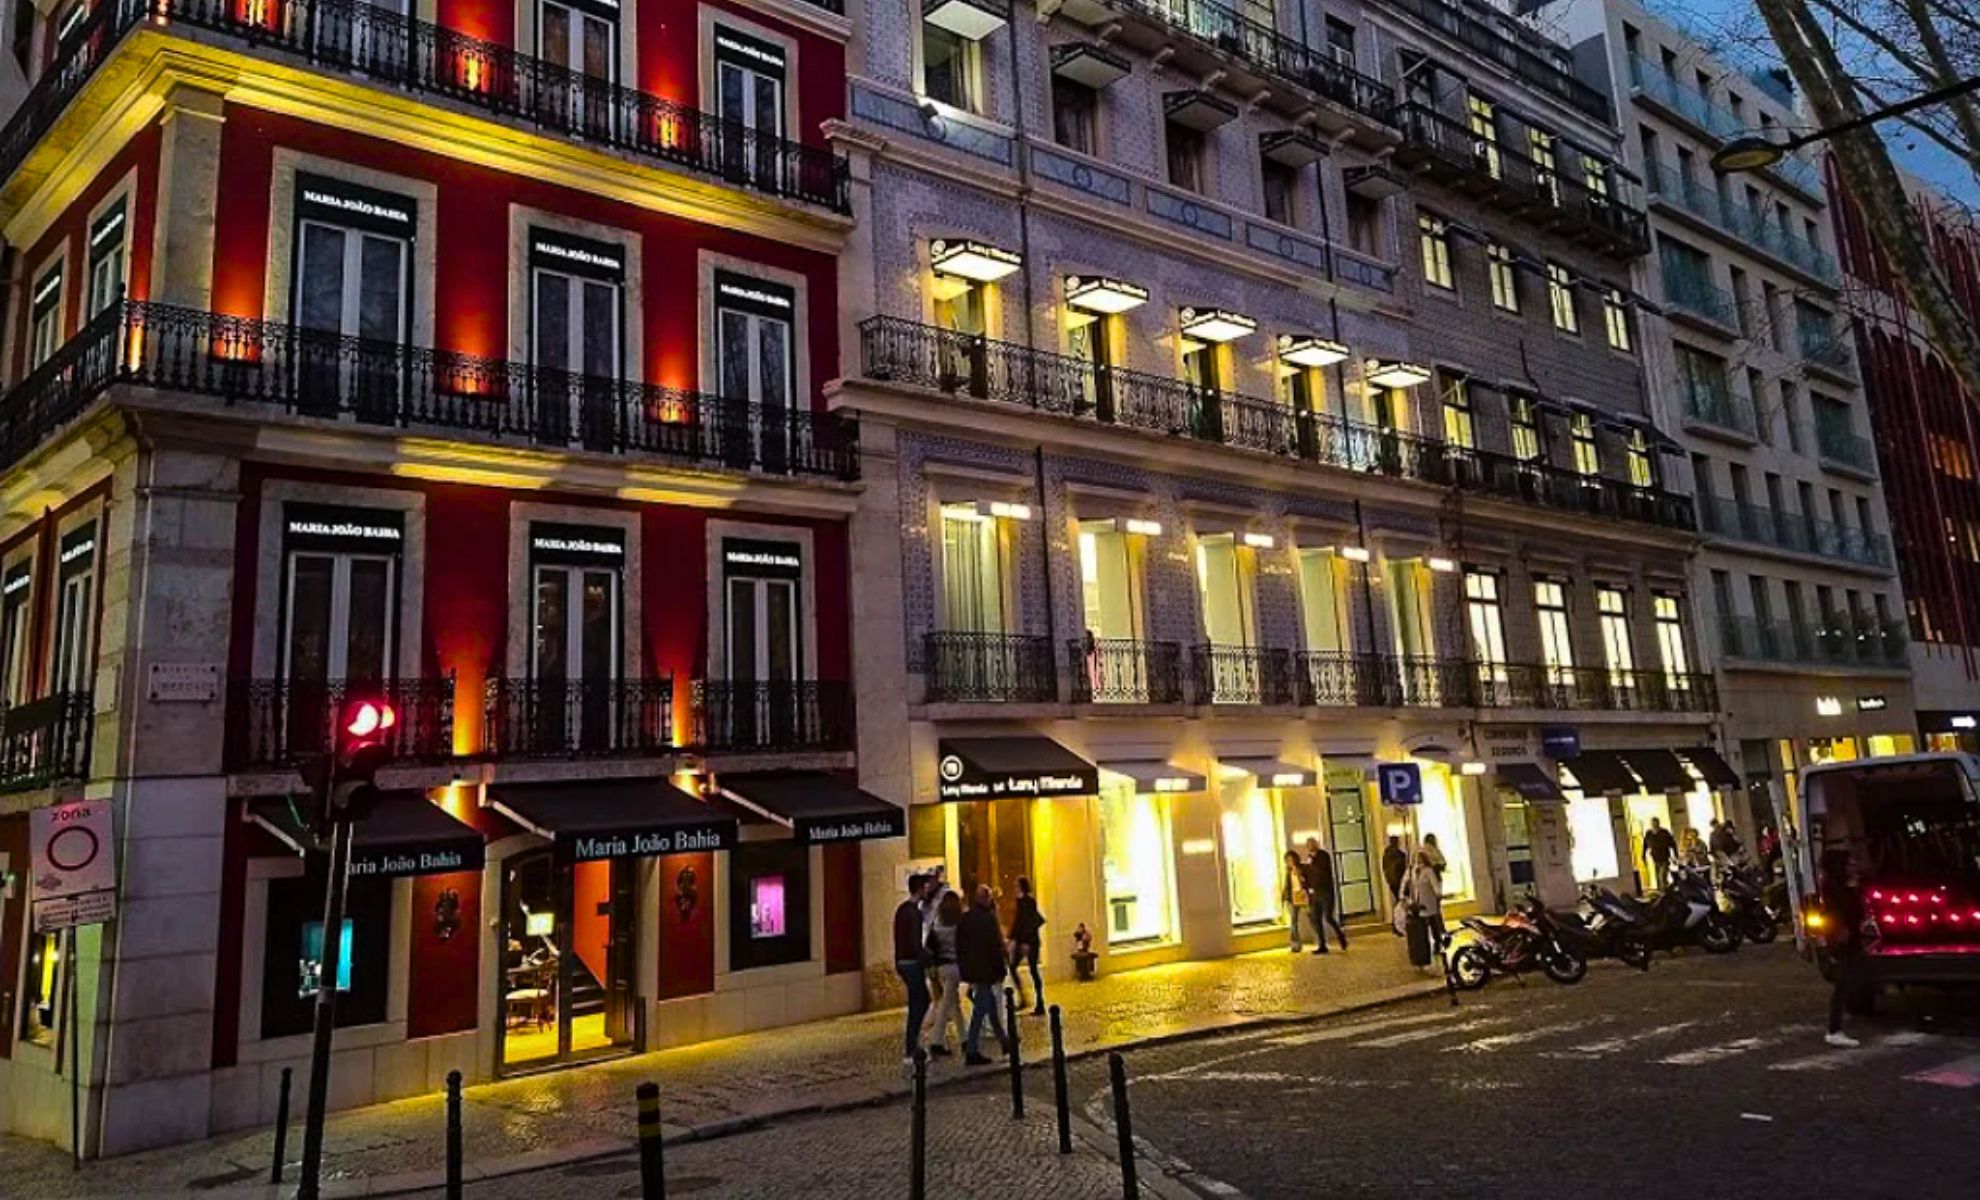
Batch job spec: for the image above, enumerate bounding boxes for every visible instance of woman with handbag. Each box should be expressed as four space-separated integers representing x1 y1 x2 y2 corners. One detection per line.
1399 849 1445 967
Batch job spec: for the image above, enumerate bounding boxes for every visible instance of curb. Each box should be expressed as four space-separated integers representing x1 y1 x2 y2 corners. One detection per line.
324 978 1450 1198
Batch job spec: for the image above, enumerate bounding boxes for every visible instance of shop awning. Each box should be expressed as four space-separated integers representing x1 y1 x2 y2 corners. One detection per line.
719 771 906 843
1676 747 1742 789
248 792 485 879
1559 750 1639 796
1219 757 1315 788
1495 762 1565 803
936 736 1097 801
1099 760 1207 795
489 778 736 862
1620 749 1693 794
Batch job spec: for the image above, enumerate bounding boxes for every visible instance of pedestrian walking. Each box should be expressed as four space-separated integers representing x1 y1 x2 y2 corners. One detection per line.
894 873 936 1068
1642 817 1677 893
924 889 966 1058
1820 847 1867 1047
1399 848 1445 963
1282 851 1309 952
1381 835 1408 904
1303 837 1349 952
957 885 1011 1066
1008 876 1047 1015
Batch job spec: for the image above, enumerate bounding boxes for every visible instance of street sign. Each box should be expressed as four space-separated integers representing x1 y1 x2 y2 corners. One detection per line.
1377 762 1422 806
30 799 117 931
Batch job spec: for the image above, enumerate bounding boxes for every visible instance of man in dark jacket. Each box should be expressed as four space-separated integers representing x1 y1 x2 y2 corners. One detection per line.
1382 836 1408 904
893 873 935 1066
1642 818 1677 893
1303 837 1349 952
1820 847 1866 1048
957 885 1010 1065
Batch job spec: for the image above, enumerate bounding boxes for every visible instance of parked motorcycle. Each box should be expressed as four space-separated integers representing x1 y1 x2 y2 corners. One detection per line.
1448 897 1589 989
1598 865 1740 956
1556 887 1655 970
1718 862 1785 945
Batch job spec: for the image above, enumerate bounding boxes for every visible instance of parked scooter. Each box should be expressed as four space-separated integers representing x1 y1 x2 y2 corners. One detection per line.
1598 864 1741 956
1555 886 1655 970
1718 862 1785 944
1449 896 1589 989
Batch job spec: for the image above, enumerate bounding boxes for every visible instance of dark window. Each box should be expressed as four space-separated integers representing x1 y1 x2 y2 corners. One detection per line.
728 840 812 971
923 24 973 112
1165 121 1205 193
261 871 392 1039
1262 159 1298 226
1345 192 1382 257
1052 75 1097 155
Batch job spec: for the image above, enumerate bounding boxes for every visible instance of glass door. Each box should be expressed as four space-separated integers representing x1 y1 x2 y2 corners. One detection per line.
532 262 621 450
724 574 798 747
499 850 637 1071
715 29 786 187
715 275 795 470
539 0 618 135
283 550 394 757
294 218 407 419
955 798 1032 931
532 564 620 753
1326 782 1375 917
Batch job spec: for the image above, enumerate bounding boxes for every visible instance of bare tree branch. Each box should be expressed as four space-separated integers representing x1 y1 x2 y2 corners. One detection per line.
1900 0 1980 177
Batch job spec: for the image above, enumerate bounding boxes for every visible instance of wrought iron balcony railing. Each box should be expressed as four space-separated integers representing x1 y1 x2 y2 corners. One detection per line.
0 692 93 791
1068 638 1185 705
1627 55 1823 195
1 0 849 210
858 316 1695 532
227 676 457 771
1640 161 1839 283
923 632 1058 703
1190 644 1298 706
0 300 858 481
483 676 675 758
691 679 851 753
1297 650 1393 707
1698 497 1891 568
1384 0 1611 122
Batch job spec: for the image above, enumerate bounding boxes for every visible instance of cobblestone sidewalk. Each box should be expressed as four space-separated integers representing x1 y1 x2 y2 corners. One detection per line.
3 937 1439 1197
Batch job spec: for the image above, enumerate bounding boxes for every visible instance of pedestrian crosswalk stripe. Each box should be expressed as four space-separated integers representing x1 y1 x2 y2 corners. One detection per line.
1908 1055 1980 1088
1266 1009 1475 1048
1770 1031 1939 1073
1658 1028 1811 1066
1360 1016 1513 1048
1444 1017 1612 1054
1542 1020 1703 1059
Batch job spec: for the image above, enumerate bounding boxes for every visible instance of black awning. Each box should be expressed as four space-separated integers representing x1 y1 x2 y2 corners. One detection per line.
1495 762 1565 803
489 778 736 862
1620 749 1693 794
720 771 906 844
248 792 485 879
936 736 1097 802
1560 750 1639 796
1677 747 1742 789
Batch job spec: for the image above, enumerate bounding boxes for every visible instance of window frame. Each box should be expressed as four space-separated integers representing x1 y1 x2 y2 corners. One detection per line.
1487 242 1519 313
1419 214 1454 291
1546 263 1579 333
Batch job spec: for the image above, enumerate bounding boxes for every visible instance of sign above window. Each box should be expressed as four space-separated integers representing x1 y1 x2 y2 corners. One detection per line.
58 523 97 578
723 537 803 579
295 172 417 239
89 201 126 259
284 503 406 554
30 265 61 314
529 228 626 282
931 239 1021 283
715 271 796 320
3 561 29 597
531 522 625 567
714 27 786 74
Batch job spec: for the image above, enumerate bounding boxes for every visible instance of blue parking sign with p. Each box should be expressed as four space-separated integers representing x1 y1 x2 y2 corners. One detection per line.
1378 762 1422 806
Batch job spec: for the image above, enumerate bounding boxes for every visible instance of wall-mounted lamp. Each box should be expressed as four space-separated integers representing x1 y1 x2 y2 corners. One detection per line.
1365 360 1432 389
1459 761 1488 777
1125 518 1164 536
1242 532 1276 549
1340 545 1371 562
1278 334 1350 369
1180 307 1257 343
1427 556 1457 573
1067 275 1149 314
931 238 1021 283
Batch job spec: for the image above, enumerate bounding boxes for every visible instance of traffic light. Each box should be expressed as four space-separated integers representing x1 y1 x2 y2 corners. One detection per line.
328 697 396 825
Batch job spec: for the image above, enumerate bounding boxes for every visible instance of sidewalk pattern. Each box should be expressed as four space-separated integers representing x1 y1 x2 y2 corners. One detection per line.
2 939 1437 1198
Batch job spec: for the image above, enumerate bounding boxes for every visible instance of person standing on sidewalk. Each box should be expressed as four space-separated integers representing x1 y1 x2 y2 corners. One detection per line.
1282 851 1310 953
925 889 967 1058
1008 876 1047 1015
1303 836 1349 952
1642 818 1677 893
1820 846 1867 1048
1400 848 1445 959
894 873 935 1067
958 885 1011 1066
1381 835 1408 905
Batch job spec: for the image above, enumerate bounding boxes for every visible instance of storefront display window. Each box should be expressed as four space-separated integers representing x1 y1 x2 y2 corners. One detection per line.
1684 788 1720 835
299 919 355 995
728 841 810 971
1219 783 1285 926
1624 794 1672 889
262 873 391 1039
1413 765 1474 903
1566 795 1619 882
1808 737 1858 765
18 929 60 1046
1099 780 1176 946
1865 734 1913 758
750 876 788 939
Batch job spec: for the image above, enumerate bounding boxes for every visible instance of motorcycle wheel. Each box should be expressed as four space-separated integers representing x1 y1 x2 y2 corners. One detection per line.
1744 911 1780 944
1701 914 1739 954
1543 950 1588 985
1449 945 1492 990
1619 936 1654 971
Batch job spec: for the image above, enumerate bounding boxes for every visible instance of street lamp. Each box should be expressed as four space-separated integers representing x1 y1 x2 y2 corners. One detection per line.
1711 73 1980 174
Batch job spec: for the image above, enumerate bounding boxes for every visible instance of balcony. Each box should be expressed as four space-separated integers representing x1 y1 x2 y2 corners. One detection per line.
1816 428 1879 478
923 632 1058 703
1626 56 1822 198
1380 0 1612 123
0 693 93 791
691 680 852 753
1799 329 1856 379
858 316 1696 532
1641 162 1839 284
0 0 850 212
1680 382 1757 441
1721 616 1907 668
483 677 675 758
0 300 858 482
1698 497 1891 569
1390 102 1650 259
1190 644 1298 706
1068 638 1186 705
1296 650 1392 707
1055 0 1396 131
1470 662 1719 713
1660 263 1743 331
227 677 457 771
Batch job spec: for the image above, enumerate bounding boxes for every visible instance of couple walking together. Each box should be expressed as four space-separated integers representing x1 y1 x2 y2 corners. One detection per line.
893 873 1046 1068
1282 836 1350 954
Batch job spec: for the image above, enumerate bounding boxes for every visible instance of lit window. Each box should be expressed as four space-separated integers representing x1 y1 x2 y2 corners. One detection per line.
1604 288 1632 351
1535 579 1574 685
1547 264 1579 333
1510 395 1542 462
1597 587 1635 690
1468 94 1501 179
1570 412 1599 476
1441 375 1475 449
1626 429 1654 487
1100 780 1176 946
1487 243 1519 312
1419 214 1454 291
1465 569 1508 686
1528 129 1559 205
1583 158 1611 203
1654 593 1691 686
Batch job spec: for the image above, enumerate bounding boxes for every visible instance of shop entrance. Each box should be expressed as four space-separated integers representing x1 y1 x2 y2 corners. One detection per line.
1622 795 1673 895
1325 784 1377 918
954 798 1032 928
498 849 638 1072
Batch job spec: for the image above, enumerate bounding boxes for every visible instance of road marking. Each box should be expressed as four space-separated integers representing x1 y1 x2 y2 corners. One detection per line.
1770 1031 1940 1073
1908 1055 1980 1089
1442 1016 1611 1054
1265 1008 1477 1048
1542 1020 1703 1059
1360 1016 1515 1048
1659 1027 1810 1065
1740 1112 1774 1122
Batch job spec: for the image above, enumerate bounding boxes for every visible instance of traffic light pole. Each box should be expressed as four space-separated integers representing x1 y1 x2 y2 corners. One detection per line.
297 813 353 1200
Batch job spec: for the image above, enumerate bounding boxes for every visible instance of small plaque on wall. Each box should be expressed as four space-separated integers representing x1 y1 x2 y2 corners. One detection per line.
148 663 219 703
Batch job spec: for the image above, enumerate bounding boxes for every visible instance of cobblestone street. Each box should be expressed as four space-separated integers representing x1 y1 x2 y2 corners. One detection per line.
3 936 1435 1197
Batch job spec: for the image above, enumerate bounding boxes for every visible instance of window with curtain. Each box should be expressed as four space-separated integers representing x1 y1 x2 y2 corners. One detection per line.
1598 587 1635 690
1510 394 1542 462
1654 593 1690 686
1466 569 1509 685
1604 289 1633 351
1570 413 1600 476
1488 242 1519 312
1441 376 1475 449
1419 214 1454 290
1547 263 1579 332
1535 579 1574 684
940 504 1005 633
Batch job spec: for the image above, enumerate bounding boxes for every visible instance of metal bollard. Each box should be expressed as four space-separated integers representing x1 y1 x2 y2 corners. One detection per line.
1004 986 1023 1119
1108 1052 1138 1200
445 1070 463 1200
270 1066 293 1184
637 1081 665 1199
909 1049 928 1200
1049 1005 1071 1155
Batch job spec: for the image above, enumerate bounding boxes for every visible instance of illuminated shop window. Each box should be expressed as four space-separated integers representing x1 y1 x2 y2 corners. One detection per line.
1100 779 1176 946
